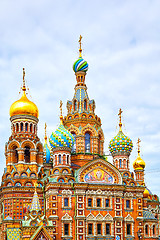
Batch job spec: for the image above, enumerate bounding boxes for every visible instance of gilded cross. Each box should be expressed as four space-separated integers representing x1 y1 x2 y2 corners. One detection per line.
118 108 123 129
44 123 47 142
79 35 82 57
60 100 63 116
137 138 141 153
22 68 26 91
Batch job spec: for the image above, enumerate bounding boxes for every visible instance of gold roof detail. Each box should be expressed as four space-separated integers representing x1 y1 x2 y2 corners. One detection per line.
9 68 39 118
143 188 149 198
133 138 145 170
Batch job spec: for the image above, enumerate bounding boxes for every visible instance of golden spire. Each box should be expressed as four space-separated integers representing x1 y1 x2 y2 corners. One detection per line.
60 100 63 124
79 35 82 58
118 108 123 131
44 123 47 143
137 138 141 155
22 68 26 91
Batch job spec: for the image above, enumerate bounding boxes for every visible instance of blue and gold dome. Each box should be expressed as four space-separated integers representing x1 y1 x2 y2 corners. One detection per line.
109 109 133 156
49 117 74 149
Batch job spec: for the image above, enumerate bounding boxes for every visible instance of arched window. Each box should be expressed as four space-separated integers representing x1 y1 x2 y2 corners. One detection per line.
16 123 19 132
20 122 23 131
66 155 69 165
119 159 122 168
85 132 91 153
74 100 77 111
145 225 148 235
84 99 87 110
58 154 61 164
25 123 28 132
30 124 33 132
153 225 155 235
24 146 30 163
13 146 18 163
34 125 36 134
72 133 76 153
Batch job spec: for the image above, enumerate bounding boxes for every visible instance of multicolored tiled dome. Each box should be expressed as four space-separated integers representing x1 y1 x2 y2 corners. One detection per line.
49 122 74 149
109 130 133 156
73 57 88 73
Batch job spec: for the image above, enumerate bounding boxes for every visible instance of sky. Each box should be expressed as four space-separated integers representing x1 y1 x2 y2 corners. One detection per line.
0 0 160 195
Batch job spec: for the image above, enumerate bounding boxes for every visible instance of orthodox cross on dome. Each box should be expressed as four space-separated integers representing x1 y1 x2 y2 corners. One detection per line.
118 108 123 130
44 123 47 143
22 67 26 91
79 35 82 58
137 138 141 154
60 100 63 124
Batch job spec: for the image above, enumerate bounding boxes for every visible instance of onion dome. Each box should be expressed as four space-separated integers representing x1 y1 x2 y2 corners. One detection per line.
49 101 74 149
73 35 88 73
73 57 88 73
133 138 145 170
10 68 39 118
109 109 133 156
143 188 149 198
44 123 50 163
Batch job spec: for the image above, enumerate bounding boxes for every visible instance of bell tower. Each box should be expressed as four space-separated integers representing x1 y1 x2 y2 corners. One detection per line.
63 36 104 167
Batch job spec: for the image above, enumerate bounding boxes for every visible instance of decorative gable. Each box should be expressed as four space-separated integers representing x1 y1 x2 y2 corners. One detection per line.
96 213 103 221
61 213 72 221
86 213 95 221
104 213 113 221
125 214 134 222
78 159 122 184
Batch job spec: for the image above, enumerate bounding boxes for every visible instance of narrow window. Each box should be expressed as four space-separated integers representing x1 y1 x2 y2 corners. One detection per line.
58 155 61 164
64 198 69 207
64 224 69 235
85 132 90 153
119 159 122 168
30 124 33 132
106 224 110 235
66 155 69 165
16 123 19 132
127 224 131 235
20 122 23 131
84 99 87 110
25 123 28 132
24 147 30 163
153 225 155 235
105 199 109 207
88 224 93 235
126 200 130 208
145 225 148 235
97 224 102 235
88 198 92 207
97 198 101 207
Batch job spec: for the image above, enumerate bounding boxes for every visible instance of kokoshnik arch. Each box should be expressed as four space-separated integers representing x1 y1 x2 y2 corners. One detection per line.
0 36 159 240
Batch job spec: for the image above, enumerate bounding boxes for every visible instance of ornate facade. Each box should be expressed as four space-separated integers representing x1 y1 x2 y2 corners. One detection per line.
0 38 159 240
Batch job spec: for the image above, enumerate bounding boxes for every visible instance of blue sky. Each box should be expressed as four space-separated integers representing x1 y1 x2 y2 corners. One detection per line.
0 0 160 195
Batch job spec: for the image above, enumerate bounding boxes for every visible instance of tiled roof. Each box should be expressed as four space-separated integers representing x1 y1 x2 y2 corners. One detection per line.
143 210 156 220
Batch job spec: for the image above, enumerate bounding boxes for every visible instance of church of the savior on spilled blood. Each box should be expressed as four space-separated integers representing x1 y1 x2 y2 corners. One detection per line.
0 37 159 240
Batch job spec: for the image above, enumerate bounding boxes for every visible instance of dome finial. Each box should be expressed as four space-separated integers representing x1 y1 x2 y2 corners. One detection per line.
79 35 82 58
137 138 141 155
22 68 26 91
44 123 47 143
60 100 63 124
118 108 123 131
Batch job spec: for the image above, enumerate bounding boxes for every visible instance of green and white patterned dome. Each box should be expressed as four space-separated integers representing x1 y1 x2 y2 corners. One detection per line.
109 109 133 156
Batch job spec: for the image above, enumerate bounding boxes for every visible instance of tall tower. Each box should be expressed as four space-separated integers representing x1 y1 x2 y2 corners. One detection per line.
109 109 133 172
63 36 104 167
1 69 44 221
133 138 145 185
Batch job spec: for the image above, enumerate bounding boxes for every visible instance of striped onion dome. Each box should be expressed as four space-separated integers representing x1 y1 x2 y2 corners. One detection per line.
73 57 88 73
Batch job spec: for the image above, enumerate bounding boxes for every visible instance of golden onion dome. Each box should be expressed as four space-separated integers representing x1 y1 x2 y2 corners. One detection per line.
9 68 39 118
143 188 149 198
133 138 145 170
133 154 145 170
